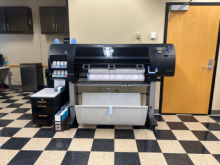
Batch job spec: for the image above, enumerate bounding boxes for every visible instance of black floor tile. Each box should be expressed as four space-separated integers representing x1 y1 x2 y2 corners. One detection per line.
115 129 135 139
213 154 220 163
74 129 95 138
61 151 90 165
202 123 220 131
115 152 141 165
22 96 31 100
0 93 7 95
17 114 32 120
167 122 189 130
210 116 220 122
11 108 30 113
17 93 30 96
0 113 8 118
33 128 56 138
179 141 210 154
153 130 177 140
0 137 30 149
8 150 42 165
0 96 13 99
154 115 164 121
24 120 34 128
91 139 114 151
97 125 114 129
136 140 161 152
0 127 21 137
192 131 219 141
178 115 199 122
6 103 23 108
45 138 72 150
0 120 14 127
133 122 151 129
164 153 194 165
2 100 17 103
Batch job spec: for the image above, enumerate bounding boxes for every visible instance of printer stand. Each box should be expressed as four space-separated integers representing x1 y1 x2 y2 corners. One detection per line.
147 81 158 129
68 81 158 128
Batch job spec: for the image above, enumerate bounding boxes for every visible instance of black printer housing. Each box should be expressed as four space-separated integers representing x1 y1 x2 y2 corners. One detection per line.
48 44 175 82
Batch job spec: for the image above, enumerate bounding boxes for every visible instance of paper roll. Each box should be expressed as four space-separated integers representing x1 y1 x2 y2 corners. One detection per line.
88 68 145 74
88 73 145 81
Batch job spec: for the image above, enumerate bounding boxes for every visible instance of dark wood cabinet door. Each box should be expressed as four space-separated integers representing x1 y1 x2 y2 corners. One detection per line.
40 7 55 33
54 7 69 33
0 8 7 32
5 7 28 32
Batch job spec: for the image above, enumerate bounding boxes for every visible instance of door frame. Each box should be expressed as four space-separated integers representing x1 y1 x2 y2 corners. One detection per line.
159 2 220 114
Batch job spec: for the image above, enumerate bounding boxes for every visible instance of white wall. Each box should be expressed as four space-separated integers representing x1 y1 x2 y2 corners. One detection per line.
0 0 68 85
68 0 220 110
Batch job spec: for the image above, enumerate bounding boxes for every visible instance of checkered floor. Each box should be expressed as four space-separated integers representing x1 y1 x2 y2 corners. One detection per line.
0 88 220 165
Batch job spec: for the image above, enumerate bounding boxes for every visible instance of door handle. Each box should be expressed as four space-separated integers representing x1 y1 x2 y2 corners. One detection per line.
53 24 55 29
7 23 9 30
56 24 57 30
4 23 6 29
203 59 213 70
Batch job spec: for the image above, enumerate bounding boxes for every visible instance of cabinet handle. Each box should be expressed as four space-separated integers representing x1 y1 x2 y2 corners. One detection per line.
4 23 6 29
53 24 55 29
56 24 58 30
38 105 46 108
38 101 46 103
7 23 9 30
39 115 47 117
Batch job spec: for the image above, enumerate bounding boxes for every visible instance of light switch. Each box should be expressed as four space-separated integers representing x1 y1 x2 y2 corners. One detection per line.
151 32 156 40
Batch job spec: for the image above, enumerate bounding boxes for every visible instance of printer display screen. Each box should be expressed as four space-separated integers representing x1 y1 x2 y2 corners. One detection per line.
157 47 168 51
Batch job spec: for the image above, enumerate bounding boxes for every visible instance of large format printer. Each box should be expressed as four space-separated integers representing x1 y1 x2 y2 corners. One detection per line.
48 44 175 129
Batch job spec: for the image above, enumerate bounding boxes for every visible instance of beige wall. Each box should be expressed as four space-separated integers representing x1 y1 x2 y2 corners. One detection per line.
68 0 220 110
0 0 68 85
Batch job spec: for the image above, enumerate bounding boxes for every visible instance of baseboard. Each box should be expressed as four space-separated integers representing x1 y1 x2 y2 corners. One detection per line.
211 110 220 115
11 85 22 89
154 109 159 114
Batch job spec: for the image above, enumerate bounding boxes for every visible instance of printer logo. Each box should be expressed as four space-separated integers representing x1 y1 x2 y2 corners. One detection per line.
65 51 68 54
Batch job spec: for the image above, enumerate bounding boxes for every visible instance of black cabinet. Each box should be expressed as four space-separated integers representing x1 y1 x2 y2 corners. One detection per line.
31 88 68 125
0 7 33 34
40 7 69 34
0 8 7 32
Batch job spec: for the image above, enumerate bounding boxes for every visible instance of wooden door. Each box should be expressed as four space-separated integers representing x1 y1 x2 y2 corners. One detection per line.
0 7 7 32
54 7 69 33
40 7 55 33
5 7 28 32
162 6 220 114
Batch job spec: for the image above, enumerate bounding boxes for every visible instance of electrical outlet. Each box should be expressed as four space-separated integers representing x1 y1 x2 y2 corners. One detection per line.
107 88 111 93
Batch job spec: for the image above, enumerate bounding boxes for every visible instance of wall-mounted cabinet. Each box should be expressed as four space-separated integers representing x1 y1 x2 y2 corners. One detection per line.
0 7 33 34
39 7 69 34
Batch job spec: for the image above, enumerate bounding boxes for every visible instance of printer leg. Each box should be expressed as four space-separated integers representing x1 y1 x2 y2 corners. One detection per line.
66 82 78 129
147 81 158 129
